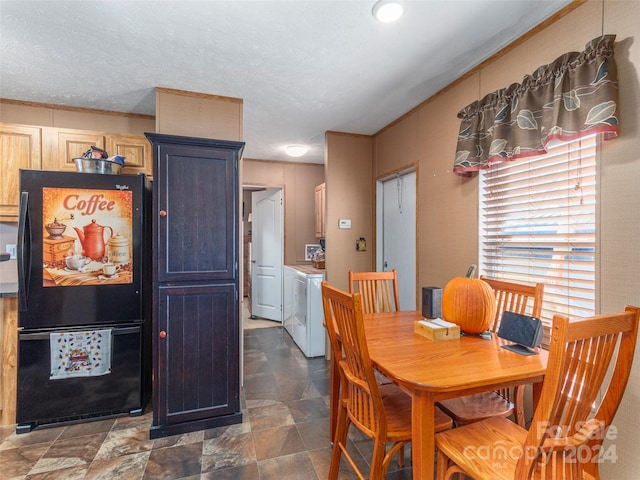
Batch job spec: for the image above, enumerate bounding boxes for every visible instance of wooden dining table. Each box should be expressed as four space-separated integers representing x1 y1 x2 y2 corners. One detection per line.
328 310 549 480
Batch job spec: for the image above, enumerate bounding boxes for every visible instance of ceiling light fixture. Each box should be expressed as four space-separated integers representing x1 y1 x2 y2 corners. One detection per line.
372 0 405 23
284 144 308 157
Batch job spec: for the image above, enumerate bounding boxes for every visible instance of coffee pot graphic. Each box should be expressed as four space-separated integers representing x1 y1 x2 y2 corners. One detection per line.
73 219 113 260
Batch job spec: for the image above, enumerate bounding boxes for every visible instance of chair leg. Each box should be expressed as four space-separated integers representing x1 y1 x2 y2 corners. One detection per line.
369 437 388 480
514 385 526 427
437 447 463 480
328 400 350 480
397 445 405 467
329 356 341 441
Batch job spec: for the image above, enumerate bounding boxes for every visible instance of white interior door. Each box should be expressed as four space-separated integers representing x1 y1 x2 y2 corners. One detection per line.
251 188 283 321
378 171 416 310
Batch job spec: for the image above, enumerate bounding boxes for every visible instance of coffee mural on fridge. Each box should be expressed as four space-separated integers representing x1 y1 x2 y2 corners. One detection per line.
42 187 133 286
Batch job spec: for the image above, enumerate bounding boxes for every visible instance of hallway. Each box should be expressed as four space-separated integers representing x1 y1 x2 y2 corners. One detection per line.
0 325 414 479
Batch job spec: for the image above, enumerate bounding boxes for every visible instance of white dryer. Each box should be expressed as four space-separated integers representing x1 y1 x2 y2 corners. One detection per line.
283 265 326 357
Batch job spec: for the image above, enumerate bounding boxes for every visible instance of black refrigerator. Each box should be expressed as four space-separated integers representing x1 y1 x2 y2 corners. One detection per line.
16 169 151 433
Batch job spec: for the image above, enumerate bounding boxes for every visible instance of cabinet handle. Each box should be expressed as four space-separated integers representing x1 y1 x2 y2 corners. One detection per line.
159 331 167 338
159 210 167 217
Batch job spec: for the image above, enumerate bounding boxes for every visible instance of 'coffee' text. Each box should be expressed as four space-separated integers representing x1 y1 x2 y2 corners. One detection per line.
63 194 115 216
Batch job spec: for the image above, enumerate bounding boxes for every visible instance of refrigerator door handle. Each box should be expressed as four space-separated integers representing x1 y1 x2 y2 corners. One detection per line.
18 191 30 311
19 325 141 341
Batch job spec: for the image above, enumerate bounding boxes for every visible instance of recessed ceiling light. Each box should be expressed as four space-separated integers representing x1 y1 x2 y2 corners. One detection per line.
372 0 405 23
284 144 308 157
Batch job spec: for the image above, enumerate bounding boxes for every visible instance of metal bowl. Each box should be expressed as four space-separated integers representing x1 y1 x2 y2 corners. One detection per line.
73 158 123 174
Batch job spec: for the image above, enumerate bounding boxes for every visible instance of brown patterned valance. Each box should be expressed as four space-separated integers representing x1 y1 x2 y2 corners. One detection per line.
453 35 619 176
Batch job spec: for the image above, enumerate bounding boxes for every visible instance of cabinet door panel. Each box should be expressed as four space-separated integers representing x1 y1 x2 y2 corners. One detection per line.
106 134 152 176
0 124 41 219
154 284 239 427
42 127 105 172
156 144 237 282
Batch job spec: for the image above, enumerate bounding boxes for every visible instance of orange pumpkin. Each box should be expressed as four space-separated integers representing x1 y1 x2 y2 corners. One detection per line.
442 276 496 334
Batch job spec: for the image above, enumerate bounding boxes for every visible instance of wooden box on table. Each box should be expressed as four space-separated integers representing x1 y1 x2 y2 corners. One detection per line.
414 318 460 341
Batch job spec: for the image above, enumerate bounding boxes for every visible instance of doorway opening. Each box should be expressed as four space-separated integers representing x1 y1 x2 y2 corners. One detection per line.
242 186 284 326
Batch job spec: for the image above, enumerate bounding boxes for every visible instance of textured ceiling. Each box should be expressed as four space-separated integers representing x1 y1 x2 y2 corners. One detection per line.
0 0 573 164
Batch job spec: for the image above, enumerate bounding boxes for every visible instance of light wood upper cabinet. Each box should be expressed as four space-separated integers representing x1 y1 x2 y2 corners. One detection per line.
315 182 326 238
106 134 152 176
42 127 105 172
1 124 153 221
0 124 41 220
41 127 152 176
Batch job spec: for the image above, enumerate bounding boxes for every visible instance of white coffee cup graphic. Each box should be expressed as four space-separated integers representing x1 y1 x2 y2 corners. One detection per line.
65 255 90 270
102 263 121 276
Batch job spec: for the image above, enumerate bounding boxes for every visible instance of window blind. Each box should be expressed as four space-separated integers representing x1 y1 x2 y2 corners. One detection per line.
479 134 597 337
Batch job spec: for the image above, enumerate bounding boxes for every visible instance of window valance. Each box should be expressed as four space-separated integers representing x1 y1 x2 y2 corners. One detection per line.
453 35 618 177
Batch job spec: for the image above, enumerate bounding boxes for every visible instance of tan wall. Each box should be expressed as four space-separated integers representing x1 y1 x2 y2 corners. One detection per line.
242 159 325 266
368 1 639 476
155 87 243 141
416 76 481 289
325 132 374 291
0 99 155 134
374 113 418 178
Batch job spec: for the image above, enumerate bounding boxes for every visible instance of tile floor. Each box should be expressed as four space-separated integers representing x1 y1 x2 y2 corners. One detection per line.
0 323 415 479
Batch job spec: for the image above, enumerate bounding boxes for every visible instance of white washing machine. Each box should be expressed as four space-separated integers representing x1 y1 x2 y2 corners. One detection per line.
283 265 326 357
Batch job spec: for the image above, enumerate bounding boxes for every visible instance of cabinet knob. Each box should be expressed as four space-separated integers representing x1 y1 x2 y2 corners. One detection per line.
159 331 167 338
159 210 167 217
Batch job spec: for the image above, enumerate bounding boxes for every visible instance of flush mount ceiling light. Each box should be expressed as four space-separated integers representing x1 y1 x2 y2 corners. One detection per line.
284 144 308 157
372 0 406 23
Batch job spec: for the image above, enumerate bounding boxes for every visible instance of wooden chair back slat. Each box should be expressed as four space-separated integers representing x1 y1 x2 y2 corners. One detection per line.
480 275 544 333
349 269 400 314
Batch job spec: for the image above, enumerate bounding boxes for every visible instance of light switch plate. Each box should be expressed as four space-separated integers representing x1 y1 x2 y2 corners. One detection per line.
6 244 16 259
338 219 351 229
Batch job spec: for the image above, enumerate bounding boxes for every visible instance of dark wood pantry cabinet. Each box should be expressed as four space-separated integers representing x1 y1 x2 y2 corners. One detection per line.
145 133 245 439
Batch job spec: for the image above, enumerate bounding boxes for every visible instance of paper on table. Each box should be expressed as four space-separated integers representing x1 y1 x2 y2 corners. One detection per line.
419 318 457 329
429 318 457 328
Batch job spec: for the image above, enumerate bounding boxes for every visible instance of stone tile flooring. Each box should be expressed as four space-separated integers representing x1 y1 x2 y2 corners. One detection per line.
0 325 414 479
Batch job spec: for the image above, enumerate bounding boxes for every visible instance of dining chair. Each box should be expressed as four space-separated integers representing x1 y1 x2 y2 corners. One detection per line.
349 269 400 314
437 276 544 427
321 281 453 480
435 305 640 480
347 269 404 460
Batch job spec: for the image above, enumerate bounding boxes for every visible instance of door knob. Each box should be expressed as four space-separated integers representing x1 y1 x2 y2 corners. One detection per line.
159 331 167 338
